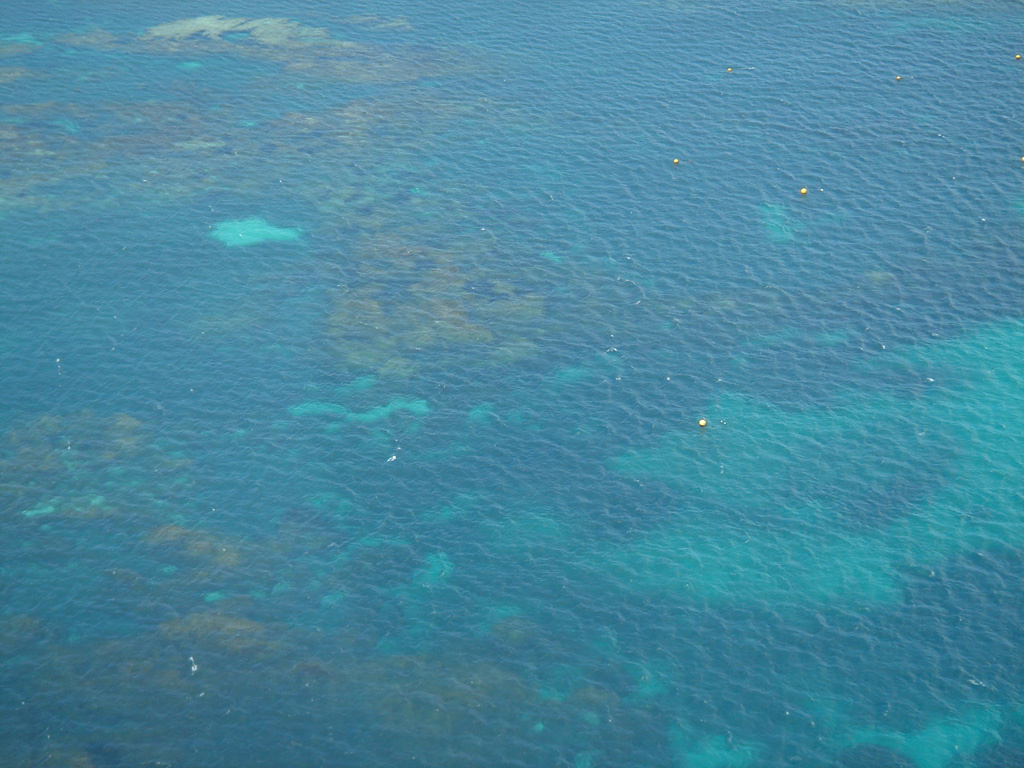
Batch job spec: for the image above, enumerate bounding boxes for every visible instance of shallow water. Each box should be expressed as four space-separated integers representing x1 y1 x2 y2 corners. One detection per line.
2 0 1024 766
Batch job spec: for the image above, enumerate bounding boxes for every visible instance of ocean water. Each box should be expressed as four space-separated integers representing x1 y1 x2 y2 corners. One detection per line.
2 0 1024 765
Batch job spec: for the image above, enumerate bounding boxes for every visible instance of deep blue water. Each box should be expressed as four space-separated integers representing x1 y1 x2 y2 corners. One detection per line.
2 0 1024 766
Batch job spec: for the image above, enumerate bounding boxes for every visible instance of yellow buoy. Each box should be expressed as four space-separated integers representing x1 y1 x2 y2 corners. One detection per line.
727 68 732 72
1017 54 1021 59
673 158 679 164
698 418 707 428
896 75 901 80
800 188 808 195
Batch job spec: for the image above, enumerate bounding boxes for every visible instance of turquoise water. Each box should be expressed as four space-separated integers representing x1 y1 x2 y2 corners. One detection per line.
2 0 1024 765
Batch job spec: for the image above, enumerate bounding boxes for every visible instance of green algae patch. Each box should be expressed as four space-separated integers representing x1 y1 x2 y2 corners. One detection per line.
289 397 429 423
209 216 301 247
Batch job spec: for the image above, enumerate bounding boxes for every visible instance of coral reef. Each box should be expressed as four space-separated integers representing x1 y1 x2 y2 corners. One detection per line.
159 611 277 654
326 235 544 375
289 397 430 423
147 524 244 568
142 16 334 46
0 411 185 519
0 66 31 83
54 15 455 85
0 34 41 58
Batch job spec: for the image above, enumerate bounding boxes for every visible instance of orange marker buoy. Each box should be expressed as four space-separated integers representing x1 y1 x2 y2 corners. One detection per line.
698 418 707 428
800 188 808 195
